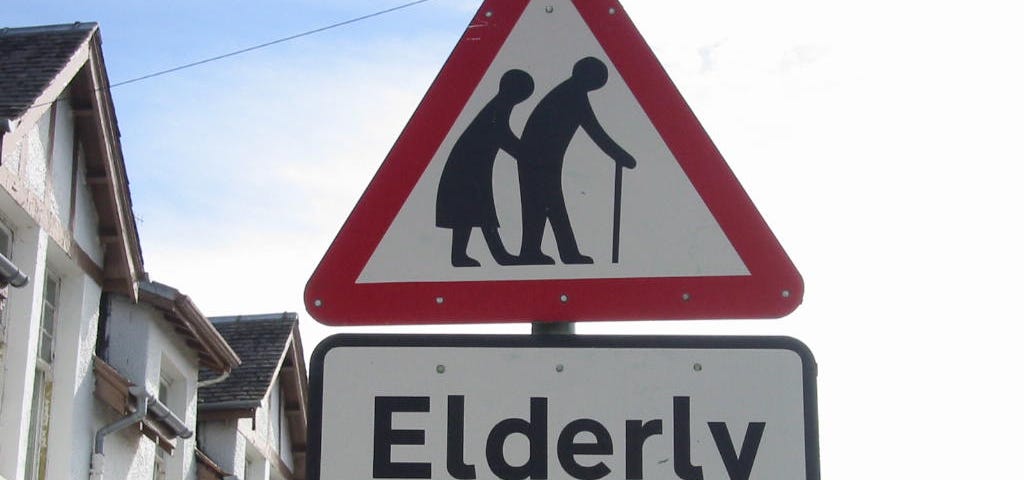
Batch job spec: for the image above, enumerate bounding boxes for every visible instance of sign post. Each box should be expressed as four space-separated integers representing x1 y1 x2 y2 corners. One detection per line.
532 321 574 335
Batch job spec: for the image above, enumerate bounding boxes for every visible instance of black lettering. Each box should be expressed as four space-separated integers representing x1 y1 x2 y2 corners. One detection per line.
485 397 548 480
557 419 612 480
373 396 431 479
673 397 703 480
447 395 476 479
708 422 766 480
625 420 662 479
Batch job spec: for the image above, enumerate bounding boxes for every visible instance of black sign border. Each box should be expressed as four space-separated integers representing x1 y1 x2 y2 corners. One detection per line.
308 334 819 480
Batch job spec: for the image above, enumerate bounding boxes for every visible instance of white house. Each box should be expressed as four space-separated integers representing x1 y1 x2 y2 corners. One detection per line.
197 313 309 480
0 22 278 480
1 21 146 480
92 281 241 480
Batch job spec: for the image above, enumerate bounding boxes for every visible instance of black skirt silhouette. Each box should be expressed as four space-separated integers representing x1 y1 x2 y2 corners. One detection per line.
435 69 534 266
435 110 508 228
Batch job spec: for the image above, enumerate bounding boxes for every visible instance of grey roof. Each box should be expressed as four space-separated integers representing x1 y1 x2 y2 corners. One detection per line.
198 312 297 408
0 22 97 120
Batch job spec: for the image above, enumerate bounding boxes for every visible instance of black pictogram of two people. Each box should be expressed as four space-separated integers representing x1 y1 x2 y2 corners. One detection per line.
436 57 636 267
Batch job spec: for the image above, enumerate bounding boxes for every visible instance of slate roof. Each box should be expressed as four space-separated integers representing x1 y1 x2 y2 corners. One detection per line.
0 22 97 120
198 313 298 407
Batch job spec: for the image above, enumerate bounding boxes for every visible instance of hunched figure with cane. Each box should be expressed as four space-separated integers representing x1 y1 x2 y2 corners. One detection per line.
516 56 636 265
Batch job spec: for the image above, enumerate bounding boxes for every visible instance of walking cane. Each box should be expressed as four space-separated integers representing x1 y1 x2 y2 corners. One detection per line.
612 163 623 263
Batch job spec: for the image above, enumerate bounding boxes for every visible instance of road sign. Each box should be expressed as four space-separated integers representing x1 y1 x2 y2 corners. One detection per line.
308 334 820 480
306 0 802 325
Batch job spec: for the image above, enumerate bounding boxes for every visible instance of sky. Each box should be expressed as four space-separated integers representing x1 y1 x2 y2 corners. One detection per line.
6 0 1024 477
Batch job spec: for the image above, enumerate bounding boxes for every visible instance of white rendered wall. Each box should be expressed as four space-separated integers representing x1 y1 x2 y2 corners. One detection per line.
19 111 47 199
268 381 281 461
242 391 274 477
42 248 103 480
0 98 103 264
34 100 109 478
0 104 119 479
90 417 160 480
72 139 103 265
0 226 48 480
49 99 75 227
105 296 153 385
270 382 294 472
149 314 200 480
199 419 246 477
245 447 271 480
235 372 296 478
103 295 203 480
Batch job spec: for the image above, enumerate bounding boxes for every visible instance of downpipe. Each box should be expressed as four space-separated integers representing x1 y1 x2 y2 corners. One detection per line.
91 386 148 480
196 371 229 388
0 252 29 288
90 386 193 479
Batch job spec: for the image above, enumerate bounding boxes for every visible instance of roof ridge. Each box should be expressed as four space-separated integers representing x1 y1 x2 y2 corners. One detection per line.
208 312 298 324
0 22 98 37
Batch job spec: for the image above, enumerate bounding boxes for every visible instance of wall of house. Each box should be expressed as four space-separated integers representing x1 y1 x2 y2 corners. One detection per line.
100 298 162 480
49 100 75 227
0 97 106 480
104 295 203 480
0 98 103 263
269 381 294 472
72 137 104 265
0 225 48 480
44 247 103 480
151 313 201 480
104 296 154 386
199 402 300 480
0 95 206 480
199 419 247 477
88 405 160 480
236 371 296 479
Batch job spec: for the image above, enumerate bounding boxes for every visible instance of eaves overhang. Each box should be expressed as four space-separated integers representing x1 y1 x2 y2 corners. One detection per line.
139 280 241 373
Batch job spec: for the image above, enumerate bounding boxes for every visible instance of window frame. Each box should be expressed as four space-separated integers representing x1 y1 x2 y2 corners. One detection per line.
25 270 61 480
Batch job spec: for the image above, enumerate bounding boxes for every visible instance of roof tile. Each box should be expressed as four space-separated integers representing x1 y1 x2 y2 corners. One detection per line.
198 313 297 406
0 22 97 120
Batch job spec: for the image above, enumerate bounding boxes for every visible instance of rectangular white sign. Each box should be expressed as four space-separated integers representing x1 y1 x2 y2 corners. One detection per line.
308 335 818 480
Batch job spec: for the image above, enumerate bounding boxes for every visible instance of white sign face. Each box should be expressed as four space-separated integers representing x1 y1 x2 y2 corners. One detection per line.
356 0 747 284
304 0 804 326
308 335 819 480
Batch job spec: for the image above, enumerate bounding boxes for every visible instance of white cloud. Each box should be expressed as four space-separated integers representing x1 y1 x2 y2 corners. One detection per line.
131 32 457 313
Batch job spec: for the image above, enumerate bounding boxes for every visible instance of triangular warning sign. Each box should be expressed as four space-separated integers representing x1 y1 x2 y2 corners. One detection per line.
306 0 802 326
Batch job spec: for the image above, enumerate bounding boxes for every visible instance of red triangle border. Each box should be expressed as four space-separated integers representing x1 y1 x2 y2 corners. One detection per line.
305 0 803 325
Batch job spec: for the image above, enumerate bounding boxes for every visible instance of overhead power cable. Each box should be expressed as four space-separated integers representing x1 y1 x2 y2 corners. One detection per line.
19 0 432 113
109 0 432 89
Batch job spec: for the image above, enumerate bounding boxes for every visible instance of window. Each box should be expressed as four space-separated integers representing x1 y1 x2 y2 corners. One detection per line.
154 361 186 479
157 369 173 476
150 446 166 478
25 271 59 480
37 274 58 364
152 449 167 480
158 373 171 406
244 456 256 480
